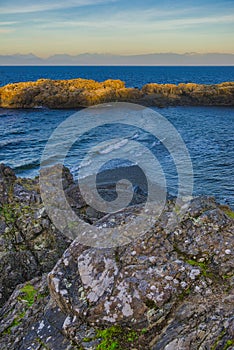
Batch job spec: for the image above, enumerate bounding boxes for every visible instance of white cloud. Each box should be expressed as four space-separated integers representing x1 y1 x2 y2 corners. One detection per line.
169 14 234 27
38 13 234 31
0 21 17 26
0 0 116 15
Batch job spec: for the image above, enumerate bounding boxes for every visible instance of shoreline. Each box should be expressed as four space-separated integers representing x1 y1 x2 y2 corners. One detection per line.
0 78 234 108
3 161 234 209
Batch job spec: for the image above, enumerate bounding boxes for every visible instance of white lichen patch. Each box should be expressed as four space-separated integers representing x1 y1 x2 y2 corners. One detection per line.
116 281 133 317
104 300 111 314
62 316 73 329
122 302 133 317
60 289 68 296
103 315 117 323
38 320 45 331
189 269 201 280
156 292 165 302
51 277 60 293
78 251 118 303
63 258 69 266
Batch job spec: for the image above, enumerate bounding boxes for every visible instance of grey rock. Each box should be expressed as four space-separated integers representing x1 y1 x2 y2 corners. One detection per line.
47 195 234 348
0 164 71 306
0 275 76 350
0 165 234 350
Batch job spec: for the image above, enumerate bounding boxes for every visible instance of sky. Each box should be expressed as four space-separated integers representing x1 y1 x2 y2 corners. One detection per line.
0 0 234 57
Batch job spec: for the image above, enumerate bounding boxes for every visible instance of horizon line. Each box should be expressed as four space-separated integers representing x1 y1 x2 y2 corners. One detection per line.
1 64 234 67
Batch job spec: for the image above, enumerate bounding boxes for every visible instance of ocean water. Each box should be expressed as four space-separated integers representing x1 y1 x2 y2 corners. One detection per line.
0 66 233 207
0 65 234 88
0 106 233 207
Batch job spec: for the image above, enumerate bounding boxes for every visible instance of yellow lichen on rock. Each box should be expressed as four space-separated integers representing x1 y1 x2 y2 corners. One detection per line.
0 79 233 108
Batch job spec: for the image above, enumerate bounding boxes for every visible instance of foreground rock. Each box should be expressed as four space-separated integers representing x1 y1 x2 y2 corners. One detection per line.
0 164 71 307
0 274 77 350
47 197 234 349
0 164 234 349
0 78 233 108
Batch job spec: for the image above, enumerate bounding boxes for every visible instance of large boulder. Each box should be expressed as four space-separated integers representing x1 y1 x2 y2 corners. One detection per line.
47 197 234 349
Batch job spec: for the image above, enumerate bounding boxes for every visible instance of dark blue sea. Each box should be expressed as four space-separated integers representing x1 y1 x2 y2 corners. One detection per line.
1 65 234 88
0 66 234 207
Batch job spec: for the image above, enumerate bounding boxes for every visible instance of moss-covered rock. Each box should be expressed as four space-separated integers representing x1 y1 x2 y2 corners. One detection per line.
0 164 71 306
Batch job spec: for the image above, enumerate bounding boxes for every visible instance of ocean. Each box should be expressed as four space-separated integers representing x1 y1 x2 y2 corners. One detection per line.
0 66 234 207
1 65 234 88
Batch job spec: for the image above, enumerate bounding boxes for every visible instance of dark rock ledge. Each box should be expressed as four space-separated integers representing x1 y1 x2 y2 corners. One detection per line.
0 79 234 108
0 163 234 350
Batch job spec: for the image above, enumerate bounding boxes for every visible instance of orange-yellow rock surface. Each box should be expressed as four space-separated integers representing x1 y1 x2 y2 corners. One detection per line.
0 78 233 108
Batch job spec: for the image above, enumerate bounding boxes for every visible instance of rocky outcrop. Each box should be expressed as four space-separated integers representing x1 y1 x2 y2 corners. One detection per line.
142 81 234 107
0 164 234 349
47 197 234 349
0 79 233 108
0 164 71 307
0 275 76 350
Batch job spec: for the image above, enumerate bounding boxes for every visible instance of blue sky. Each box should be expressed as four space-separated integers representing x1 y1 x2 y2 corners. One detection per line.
0 0 233 56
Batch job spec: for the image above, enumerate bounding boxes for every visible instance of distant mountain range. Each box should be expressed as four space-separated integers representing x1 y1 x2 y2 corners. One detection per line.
0 53 234 65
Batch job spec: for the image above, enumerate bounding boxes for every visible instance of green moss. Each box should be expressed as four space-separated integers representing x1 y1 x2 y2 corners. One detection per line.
1 202 36 219
21 205 32 213
173 204 181 214
82 337 93 342
19 284 48 306
19 284 37 306
222 274 234 280
178 287 191 300
126 330 138 342
97 340 119 350
3 311 26 334
222 339 234 350
82 326 140 350
186 259 210 277
96 326 121 350
16 178 39 192
223 209 234 219
211 330 226 350
0 204 16 223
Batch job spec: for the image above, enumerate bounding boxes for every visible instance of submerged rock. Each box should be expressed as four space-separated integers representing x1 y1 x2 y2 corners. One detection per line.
0 164 234 349
0 78 233 108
